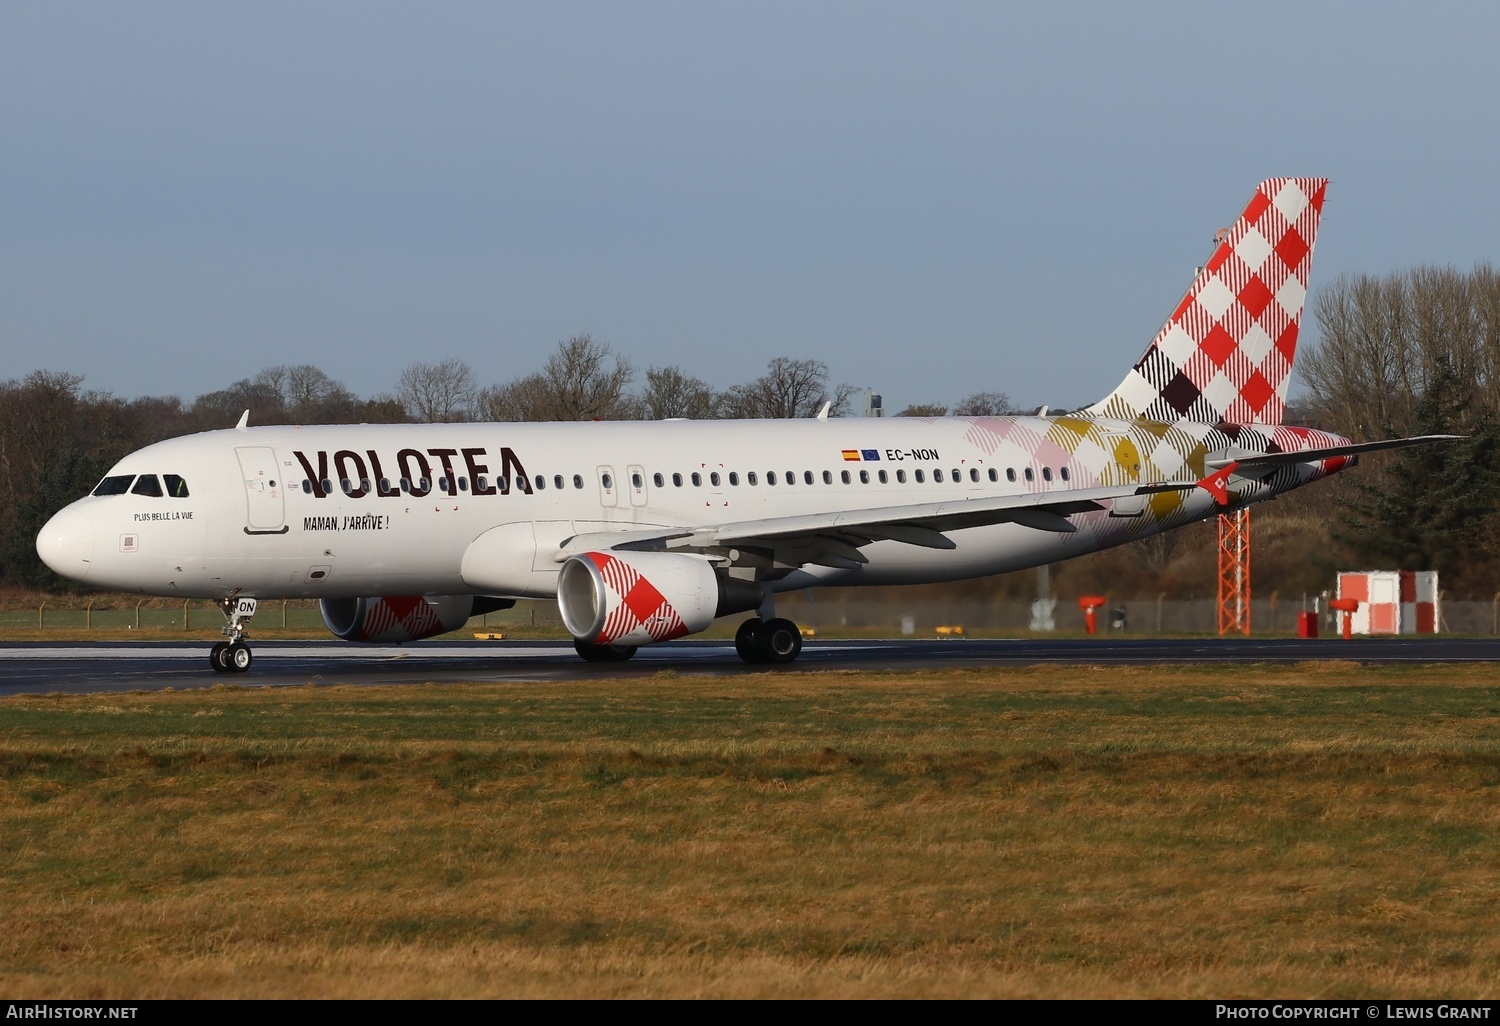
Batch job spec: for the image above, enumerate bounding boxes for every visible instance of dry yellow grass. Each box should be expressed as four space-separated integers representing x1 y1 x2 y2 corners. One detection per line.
2 664 1498 998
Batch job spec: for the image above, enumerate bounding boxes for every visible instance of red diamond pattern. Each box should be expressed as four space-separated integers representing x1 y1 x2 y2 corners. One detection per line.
1087 178 1327 426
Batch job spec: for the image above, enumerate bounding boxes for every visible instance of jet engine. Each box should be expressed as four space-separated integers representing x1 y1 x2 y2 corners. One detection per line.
557 551 762 646
320 594 513 643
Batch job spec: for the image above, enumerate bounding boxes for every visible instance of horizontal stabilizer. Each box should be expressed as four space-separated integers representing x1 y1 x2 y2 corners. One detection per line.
1206 435 1462 469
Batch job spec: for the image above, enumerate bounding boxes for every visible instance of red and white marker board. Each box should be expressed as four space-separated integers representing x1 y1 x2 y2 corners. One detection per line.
1335 571 1439 634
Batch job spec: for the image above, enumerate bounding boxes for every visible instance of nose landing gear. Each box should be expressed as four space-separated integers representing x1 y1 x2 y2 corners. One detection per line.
209 596 258 674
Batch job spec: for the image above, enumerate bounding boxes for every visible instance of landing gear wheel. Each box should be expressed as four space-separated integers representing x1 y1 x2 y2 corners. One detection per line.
209 642 230 673
574 640 638 663
756 618 803 664
225 642 253 673
735 618 765 663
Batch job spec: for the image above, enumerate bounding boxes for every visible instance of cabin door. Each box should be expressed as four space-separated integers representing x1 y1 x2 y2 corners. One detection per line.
235 446 287 534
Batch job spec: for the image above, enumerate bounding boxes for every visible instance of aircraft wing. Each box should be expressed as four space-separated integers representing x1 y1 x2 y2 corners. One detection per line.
1206 434 1462 469
558 479 1197 570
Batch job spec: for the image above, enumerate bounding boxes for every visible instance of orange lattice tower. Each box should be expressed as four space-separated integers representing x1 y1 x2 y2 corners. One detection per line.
1217 508 1251 635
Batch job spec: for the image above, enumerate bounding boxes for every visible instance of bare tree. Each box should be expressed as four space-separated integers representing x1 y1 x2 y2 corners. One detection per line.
474 335 634 422
635 365 717 420
719 357 856 418
895 403 948 417
952 391 1015 416
396 359 477 423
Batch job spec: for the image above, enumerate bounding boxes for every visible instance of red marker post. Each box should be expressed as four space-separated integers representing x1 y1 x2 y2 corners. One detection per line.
1327 597 1360 639
1078 595 1108 635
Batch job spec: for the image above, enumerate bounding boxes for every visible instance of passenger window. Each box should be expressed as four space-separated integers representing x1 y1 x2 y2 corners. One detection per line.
631 472 643 488
822 470 833 485
1024 468 1034 482
164 474 190 497
1060 467 1070 482
361 477 373 493
804 471 814 485
934 469 944 483
896 469 906 483
728 472 739 486
988 468 998 482
691 473 701 486
474 476 487 492
915 469 925 483
878 470 888 483
1042 467 1053 482
93 475 135 496
601 473 612 489
952 469 960 481
400 478 412 493
131 475 163 497
970 468 979 482
302 480 313 494
574 474 584 489
1007 468 1017 482
555 475 565 490
767 472 777 485
859 470 869 484
653 473 664 487
747 472 758 485
534 475 545 491
710 472 721 486
840 470 851 484
340 477 354 494
322 478 333 494
459 477 469 492
498 477 510 494
673 473 683 487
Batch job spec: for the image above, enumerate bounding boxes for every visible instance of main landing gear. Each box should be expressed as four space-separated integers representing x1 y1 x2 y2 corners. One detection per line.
735 617 803 665
209 596 259 674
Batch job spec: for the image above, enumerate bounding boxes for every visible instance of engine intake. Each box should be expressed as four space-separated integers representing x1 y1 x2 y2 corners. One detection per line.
557 551 762 646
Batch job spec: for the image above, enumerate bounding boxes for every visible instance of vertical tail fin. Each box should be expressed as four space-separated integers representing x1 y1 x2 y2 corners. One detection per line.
1086 177 1327 426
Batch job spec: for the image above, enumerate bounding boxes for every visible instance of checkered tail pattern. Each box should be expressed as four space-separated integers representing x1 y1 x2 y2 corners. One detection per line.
1086 178 1327 427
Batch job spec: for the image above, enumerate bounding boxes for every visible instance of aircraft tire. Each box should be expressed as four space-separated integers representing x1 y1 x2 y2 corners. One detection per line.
734 618 765 663
209 642 230 673
226 642 253 673
573 640 637 663
756 618 803 664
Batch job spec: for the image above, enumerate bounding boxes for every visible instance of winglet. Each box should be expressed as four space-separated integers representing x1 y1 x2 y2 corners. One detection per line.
235 410 250 432
1197 462 1238 505
816 402 831 420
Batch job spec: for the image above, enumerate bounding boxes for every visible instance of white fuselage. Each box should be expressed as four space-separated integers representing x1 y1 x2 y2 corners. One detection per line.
38 414 1339 604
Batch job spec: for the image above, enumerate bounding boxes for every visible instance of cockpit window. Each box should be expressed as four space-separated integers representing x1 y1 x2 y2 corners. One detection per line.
93 475 135 496
164 474 190 497
131 475 163 497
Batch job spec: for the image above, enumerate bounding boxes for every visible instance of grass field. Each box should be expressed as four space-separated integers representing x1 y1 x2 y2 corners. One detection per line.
2 664 1498 998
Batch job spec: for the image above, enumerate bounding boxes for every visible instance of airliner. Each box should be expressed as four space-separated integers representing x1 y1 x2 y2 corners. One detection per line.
35 179 1448 672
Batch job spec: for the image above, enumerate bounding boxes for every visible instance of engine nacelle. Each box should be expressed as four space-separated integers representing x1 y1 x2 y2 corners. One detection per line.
557 551 762 647
321 594 491 643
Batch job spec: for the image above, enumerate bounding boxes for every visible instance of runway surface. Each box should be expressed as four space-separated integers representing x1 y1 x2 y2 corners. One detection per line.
3 636 1498 695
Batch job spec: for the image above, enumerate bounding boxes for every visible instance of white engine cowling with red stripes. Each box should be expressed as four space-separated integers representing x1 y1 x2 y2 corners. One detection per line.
320 595 477 643
558 551 755 647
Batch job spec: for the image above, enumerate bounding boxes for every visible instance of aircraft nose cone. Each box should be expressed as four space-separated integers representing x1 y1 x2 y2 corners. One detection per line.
36 507 95 580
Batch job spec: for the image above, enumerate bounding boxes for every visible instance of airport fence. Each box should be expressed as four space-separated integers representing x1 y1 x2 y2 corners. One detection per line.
4 595 1500 636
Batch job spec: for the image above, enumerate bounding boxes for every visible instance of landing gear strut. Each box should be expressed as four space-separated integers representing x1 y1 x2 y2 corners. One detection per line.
210 596 258 674
735 617 803 664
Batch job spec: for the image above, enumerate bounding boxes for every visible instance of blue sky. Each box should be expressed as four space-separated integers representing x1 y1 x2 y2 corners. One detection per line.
2 1 1496 413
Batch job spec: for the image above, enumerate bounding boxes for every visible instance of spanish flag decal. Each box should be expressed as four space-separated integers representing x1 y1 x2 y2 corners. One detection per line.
841 450 861 461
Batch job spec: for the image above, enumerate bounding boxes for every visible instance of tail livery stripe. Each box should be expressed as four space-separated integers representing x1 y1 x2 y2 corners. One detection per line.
1087 178 1326 427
